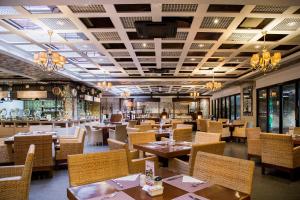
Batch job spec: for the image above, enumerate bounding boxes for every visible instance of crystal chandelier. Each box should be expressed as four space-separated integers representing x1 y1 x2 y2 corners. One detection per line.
250 31 281 73
121 91 130 99
206 72 222 91
34 30 66 72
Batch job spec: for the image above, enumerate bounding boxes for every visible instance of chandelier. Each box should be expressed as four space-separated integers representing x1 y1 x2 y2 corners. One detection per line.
98 81 112 91
206 72 222 91
121 91 130 99
97 72 112 91
34 30 66 72
250 31 281 73
190 90 200 99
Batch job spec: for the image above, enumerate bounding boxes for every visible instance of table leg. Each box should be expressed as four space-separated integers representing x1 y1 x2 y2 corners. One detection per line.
102 128 108 145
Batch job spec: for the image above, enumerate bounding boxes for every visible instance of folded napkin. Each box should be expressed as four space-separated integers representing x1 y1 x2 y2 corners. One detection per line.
115 174 139 181
182 176 204 183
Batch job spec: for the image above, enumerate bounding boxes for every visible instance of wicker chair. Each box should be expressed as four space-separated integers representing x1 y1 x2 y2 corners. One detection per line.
110 114 123 123
193 151 255 195
134 124 152 132
0 138 13 165
109 125 127 143
246 127 261 160
29 125 53 132
196 119 208 132
176 124 193 129
108 138 158 174
58 126 80 139
169 142 225 175
55 128 86 163
194 132 221 144
207 121 230 139
218 118 228 123
171 119 183 129
126 127 140 133
173 128 193 142
127 120 137 128
0 144 35 200
14 135 53 174
293 127 300 135
0 127 15 138
85 125 103 145
67 149 129 187
141 120 156 125
233 120 248 142
260 133 300 179
128 132 156 150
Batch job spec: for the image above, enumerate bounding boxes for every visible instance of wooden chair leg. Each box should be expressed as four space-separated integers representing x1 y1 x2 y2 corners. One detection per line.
261 164 266 175
289 170 295 181
247 154 251 160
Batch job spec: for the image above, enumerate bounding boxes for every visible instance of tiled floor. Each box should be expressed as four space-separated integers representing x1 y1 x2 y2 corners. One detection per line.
29 143 300 200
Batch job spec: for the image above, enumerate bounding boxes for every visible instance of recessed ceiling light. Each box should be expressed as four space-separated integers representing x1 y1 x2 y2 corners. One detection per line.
142 43 147 47
255 45 261 49
190 58 196 61
287 21 296 27
56 20 65 26
198 44 204 48
213 18 219 24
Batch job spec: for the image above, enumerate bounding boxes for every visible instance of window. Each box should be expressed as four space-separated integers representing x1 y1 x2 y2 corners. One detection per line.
268 87 280 133
258 89 267 132
214 94 240 120
226 96 230 119
282 84 296 133
236 95 241 119
222 98 226 118
230 96 235 120
257 79 300 134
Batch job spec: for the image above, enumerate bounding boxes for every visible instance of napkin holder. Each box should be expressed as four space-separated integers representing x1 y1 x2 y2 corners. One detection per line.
142 185 164 197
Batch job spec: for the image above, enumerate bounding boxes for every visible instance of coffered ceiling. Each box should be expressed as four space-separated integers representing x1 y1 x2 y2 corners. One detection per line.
0 0 300 96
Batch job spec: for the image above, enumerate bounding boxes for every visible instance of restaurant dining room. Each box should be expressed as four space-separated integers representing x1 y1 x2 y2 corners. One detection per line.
0 0 300 199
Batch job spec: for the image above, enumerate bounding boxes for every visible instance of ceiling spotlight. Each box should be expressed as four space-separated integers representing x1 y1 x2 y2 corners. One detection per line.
191 58 196 61
287 21 296 27
56 20 65 26
255 45 261 49
213 18 219 24
142 43 147 47
198 44 204 48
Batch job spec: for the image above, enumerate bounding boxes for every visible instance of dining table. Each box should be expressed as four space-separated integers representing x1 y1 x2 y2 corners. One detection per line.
133 141 191 159
151 123 173 129
223 123 245 141
67 168 249 200
93 123 117 145
4 131 58 145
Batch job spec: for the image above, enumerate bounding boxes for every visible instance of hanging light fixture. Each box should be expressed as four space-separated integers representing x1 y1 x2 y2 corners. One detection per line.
121 91 130 99
34 30 66 72
190 87 200 99
97 71 112 91
206 72 222 91
250 31 281 73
